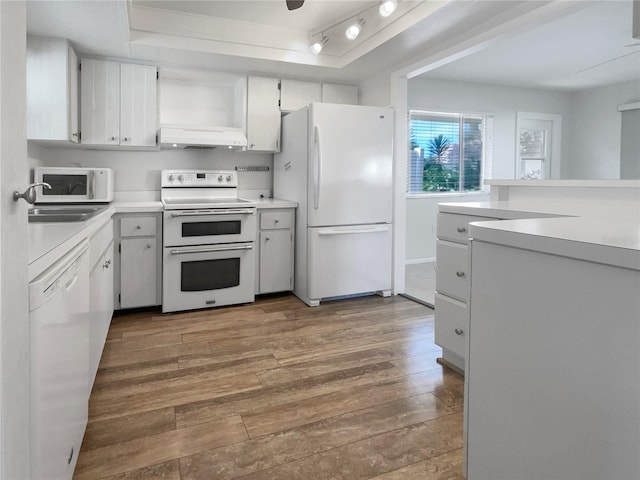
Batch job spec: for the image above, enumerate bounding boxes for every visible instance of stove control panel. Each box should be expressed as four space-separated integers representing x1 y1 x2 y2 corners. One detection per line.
161 170 238 188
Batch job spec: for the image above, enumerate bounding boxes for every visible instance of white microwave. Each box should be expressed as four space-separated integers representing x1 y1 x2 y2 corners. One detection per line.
34 167 114 203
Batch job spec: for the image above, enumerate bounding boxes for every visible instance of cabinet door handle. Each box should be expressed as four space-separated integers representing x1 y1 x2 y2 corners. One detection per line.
146 244 152 249
123 137 129 142
265 237 270 242
456 271 465 278
457 226 466 233
274 219 280 224
454 328 464 335
136 225 141 229
110 136 116 141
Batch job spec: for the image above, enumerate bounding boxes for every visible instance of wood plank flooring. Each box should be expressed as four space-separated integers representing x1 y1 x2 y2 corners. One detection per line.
74 294 465 480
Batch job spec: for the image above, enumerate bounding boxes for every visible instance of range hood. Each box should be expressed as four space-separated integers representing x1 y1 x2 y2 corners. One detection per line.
160 127 248 150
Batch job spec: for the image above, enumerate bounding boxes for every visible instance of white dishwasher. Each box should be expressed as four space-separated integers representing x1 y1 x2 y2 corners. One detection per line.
29 239 90 480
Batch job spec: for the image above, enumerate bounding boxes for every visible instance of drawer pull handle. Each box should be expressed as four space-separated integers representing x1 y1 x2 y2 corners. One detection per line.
457 226 466 233
456 271 465 278
136 225 141 230
454 328 464 335
275 219 280 223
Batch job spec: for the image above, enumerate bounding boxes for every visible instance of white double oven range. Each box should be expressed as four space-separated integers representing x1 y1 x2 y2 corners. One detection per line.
161 170 257 313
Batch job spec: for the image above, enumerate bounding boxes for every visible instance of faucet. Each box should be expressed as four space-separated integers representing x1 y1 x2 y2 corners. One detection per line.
13 182 52 204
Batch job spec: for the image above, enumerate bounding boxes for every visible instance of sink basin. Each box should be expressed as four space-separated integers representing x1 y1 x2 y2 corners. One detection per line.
28 206 106 223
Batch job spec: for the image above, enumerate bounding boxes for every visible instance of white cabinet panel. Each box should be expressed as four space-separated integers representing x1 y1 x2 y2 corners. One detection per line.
257 209 294 295
120 63 157 147
81 59 157 147
247 76 281 152
259 230 293 294
27 36 80 143
435 240 469 302
280 79 321 112
434 293 467 358
120 237 157 309
89 240 113 386
120 216 157 237
81 58 120 145
437 212 498 244
115 213 162 309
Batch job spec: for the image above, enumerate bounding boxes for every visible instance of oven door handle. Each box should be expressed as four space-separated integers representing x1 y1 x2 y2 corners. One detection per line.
169 209 256 217
169 244 254 255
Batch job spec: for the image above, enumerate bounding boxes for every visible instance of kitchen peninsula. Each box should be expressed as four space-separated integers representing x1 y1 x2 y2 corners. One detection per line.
435 179 640 479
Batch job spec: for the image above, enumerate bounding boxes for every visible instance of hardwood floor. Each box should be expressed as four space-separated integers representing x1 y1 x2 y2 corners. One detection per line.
74 294 465 480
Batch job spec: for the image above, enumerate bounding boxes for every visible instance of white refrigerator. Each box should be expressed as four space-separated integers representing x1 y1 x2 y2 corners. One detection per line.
274 103 393 306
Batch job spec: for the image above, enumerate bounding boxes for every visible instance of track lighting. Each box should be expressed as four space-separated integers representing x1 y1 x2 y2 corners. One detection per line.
308 1 399 54
310 34 328 55
379 0 397 17
345 17 364 40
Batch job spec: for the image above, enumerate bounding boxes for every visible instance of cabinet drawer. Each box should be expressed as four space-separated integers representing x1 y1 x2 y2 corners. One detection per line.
260 210 292 230
435 293 468 358
120 216 156 237
437 213 498 244
436 240 469 302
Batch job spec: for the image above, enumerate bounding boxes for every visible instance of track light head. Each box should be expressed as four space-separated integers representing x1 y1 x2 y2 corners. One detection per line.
345 18 365 40
379 0 397 17
310 34 328 55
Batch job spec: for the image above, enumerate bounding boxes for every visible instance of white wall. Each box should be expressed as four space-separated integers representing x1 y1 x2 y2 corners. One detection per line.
408 77 574 179
28 145 273 196
566 79 640 179
404 77 576 262
359 73 392 107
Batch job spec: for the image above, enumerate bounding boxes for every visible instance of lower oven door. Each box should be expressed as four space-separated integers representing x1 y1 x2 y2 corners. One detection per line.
162 242 255 313
163 209 257 247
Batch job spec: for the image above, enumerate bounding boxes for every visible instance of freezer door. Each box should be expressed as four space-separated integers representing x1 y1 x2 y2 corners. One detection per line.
308 104 393 227
307 224 392 301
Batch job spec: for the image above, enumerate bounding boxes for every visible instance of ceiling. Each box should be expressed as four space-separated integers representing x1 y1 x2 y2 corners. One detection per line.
26 0 640 90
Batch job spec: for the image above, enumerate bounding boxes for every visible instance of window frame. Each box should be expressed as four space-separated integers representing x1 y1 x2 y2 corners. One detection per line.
406 109 492 198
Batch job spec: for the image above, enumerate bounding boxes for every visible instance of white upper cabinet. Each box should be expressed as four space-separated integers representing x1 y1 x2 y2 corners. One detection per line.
279 79 322 112
321 83 359 105
81 59 157 148
247 76 281 152
120 63 158 147
27 36 80 143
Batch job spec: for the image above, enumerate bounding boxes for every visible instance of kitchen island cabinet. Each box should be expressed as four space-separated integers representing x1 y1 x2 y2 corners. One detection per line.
465 215 640 479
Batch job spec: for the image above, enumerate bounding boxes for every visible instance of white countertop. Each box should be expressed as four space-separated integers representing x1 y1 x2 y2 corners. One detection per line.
439 200 639 269
28 206 116 281
28 197 297 280
486 179 640 188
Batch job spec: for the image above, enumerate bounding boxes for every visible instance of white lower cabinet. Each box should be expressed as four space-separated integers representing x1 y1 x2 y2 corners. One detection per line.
89 220 114 386
256 209 294 294
435 211 498 371
115 213 162 309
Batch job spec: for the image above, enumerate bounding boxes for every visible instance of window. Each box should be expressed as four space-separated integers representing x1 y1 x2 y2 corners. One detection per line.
408 111 492 194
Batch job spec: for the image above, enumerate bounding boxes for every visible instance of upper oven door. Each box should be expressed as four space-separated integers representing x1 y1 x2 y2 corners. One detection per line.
163 208 257 247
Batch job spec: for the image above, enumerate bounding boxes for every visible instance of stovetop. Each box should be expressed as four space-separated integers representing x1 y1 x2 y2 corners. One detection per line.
160 169 256 210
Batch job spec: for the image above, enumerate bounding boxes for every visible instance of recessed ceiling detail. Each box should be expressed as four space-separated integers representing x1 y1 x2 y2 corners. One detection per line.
127 0 450 68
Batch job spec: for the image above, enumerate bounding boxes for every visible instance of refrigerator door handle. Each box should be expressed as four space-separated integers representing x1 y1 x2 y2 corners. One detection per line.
317 225 390 236
313 126 322 209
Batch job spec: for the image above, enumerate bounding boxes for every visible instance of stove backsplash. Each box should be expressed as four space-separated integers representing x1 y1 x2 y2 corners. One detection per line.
27 143 273 195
